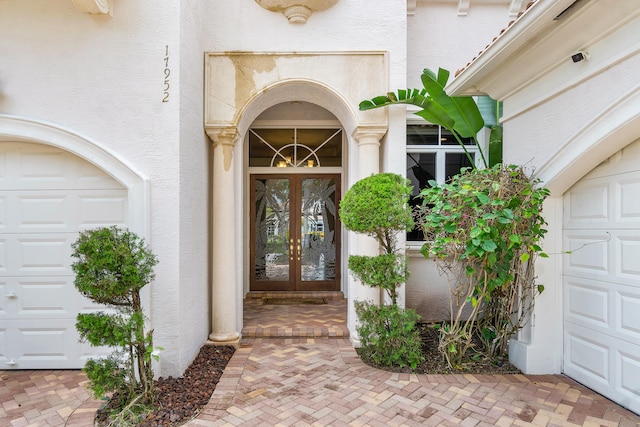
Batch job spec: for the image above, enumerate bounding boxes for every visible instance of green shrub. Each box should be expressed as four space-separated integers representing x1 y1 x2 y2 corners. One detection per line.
339 173 413 305
355 301 423 369
418 165 548 367
71 226 158 423
340 173 424 369
340 173 413 256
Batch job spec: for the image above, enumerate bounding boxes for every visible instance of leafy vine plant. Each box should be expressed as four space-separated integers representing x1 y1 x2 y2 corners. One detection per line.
360 67 550 369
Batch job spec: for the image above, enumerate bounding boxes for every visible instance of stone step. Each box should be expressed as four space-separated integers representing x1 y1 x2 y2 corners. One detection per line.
245 291 345 300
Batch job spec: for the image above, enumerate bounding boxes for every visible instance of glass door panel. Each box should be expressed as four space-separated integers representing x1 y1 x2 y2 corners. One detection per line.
252 177 291 287
250 174 340 291
300 177 337 283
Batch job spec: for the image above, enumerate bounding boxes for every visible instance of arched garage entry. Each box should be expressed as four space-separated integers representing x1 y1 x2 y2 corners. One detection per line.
534 91 640 414
0 115 148 369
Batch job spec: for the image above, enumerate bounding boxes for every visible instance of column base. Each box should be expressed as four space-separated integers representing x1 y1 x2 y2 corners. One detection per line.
208 332 241 349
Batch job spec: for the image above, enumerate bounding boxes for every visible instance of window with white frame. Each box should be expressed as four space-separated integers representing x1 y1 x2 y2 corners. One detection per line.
406 123 479 242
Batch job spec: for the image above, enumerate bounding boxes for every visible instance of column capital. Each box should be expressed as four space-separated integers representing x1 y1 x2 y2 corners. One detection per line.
206 127 238 147
351 126 387 146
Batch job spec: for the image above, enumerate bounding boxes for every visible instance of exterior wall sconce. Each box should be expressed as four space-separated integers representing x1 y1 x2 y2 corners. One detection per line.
255 0 339 24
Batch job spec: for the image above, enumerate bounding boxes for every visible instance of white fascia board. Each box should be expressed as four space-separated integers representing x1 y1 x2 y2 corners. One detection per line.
446 0 577 97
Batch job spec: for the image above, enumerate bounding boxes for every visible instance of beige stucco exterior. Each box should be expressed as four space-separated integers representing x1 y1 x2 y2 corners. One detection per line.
1 0 529 376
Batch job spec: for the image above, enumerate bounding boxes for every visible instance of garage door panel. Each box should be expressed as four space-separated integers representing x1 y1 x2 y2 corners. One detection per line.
619 350 640 407
566 171 640 230
618 177 640 222
617 233 640 279
564 182 609 228
79 193 128 227
0 326 9 366
0 195 6 231
564 323 610 386
617 287 640 338
565 278 609 327
0 142 123 191
17 195 69 230
564 142 640 414
1 142 129 369
0 320 79 369
564 231 610 277
0 239 6 273
0 280 7 315
17 236 73 275
564 230 640 287
1 190 128 233
78 341 113 364
13 278 77 318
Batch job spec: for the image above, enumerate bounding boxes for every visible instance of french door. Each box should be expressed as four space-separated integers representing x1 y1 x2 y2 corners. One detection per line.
250 174 340 291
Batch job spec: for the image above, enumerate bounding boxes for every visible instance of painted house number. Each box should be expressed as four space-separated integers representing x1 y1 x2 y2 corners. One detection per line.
163 45 170 102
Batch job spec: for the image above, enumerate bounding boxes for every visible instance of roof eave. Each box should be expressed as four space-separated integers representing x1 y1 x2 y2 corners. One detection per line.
447 0 578 98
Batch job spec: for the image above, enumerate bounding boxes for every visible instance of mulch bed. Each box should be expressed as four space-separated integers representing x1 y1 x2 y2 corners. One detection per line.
357 322 520 375
96 344 235 427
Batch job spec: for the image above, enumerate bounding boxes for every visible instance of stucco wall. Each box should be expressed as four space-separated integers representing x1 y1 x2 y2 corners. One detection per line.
496 6 640 374
0 0 204 376
0 0 538 375
504 53 640 176
407 2 516 87
175 0 211 375
406 251 454 321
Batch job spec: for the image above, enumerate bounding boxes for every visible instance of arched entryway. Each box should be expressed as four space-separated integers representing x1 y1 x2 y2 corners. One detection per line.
247 103 343 293
204 52 390 346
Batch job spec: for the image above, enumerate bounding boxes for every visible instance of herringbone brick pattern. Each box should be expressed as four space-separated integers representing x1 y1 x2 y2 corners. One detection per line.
187 338 640 426
0 370 100 427
242 292 349 338
3 297 640 426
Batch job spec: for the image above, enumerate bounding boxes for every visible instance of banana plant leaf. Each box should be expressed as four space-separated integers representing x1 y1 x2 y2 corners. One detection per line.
359 67 489 168
420 68 484 139
359 89 456 131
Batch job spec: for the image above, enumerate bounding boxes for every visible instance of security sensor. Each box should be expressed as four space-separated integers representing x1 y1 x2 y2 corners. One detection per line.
571 50 589 63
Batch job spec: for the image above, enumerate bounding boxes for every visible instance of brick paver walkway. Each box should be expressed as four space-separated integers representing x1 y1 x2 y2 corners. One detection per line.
190 337 640 427
2 294 639 426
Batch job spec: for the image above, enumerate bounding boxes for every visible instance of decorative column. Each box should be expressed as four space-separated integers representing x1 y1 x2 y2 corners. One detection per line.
207 128 241 345
352 126 387 307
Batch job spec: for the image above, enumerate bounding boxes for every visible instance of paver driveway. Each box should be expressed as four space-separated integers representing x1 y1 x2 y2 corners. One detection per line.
3 295 639 426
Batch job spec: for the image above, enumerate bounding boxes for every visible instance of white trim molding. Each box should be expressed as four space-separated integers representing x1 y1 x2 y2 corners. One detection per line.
0 114 149 238
408 0 528 18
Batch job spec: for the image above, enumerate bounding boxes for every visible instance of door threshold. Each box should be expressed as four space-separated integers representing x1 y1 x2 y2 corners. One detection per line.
246 291 344 300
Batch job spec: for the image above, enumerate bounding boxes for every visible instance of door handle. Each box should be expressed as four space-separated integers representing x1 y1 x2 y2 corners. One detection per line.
290 239 294 261
297 238 301 260
5 292 16 299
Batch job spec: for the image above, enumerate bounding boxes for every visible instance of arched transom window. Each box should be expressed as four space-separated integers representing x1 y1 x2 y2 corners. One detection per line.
249 128 342 168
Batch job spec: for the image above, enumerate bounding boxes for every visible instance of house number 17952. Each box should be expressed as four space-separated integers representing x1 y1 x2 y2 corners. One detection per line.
162 45 170 103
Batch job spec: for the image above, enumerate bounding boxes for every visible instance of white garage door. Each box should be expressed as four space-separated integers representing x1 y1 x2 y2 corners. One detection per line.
563 138 640 414
0 142 128 369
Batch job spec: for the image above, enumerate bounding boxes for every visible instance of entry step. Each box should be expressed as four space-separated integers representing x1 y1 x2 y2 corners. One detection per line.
245 291 345 300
